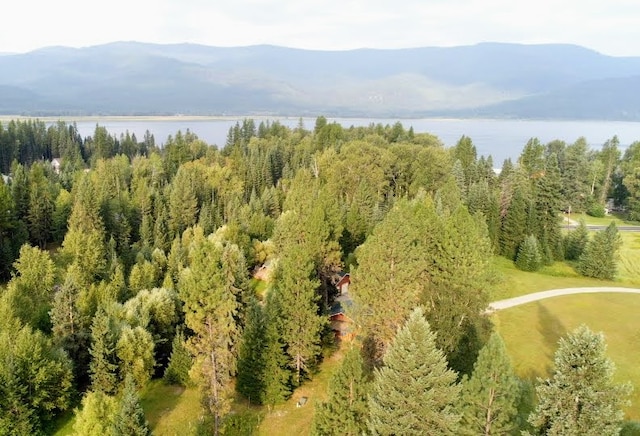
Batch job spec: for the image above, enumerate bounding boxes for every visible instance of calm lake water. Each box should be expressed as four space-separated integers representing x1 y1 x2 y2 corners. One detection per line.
69 117 640 165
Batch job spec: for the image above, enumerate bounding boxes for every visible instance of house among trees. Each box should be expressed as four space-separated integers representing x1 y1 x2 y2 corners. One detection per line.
332 272 350 296
51 158 61 174
329 272 354 340
253 259 273 281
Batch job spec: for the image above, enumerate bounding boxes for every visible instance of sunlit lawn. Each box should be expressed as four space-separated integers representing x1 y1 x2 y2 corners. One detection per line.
494 293 640 420
489 228 640 301
140 381 203 435
257 347 345 436
565 211 640 226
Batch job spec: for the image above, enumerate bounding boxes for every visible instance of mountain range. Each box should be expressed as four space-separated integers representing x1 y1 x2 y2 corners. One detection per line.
1 41 640 120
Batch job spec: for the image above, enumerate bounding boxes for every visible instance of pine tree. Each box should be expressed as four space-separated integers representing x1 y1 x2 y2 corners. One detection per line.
89 308 119 395
500 189 528 260
236 298 266 403
261 292 292 407
179 236 243 435
527 325 631 435
112 374 150 436
532 153 563 263
163 329 193 386
515 235 542 272
459 333 521 435
577 222 622 280
564 219 589 260
368 308 460 435
271 242 325 385
72 391 118 436
312 347 370 436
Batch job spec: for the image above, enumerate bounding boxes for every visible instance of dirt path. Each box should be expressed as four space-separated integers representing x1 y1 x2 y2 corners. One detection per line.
488 287 640 312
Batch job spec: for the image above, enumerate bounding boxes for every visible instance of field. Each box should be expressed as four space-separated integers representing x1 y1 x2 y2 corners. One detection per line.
493 293 640 420
492 228 640 422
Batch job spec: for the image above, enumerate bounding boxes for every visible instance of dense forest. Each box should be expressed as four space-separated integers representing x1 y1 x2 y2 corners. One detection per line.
0 117 638 435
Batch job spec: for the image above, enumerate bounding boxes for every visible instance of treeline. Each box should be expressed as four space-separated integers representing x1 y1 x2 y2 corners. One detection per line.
0 117 637 434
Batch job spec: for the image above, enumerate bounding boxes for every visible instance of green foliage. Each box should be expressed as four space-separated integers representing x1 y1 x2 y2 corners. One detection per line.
72 391 118 436
2 244 57 331
89 308 120 395
527 324 632 436
163 329 193 386
260 293 292 406
312 347 370 436
112 375 151 436
564 219 589 260
236 298 266 403
179 233 245 435
515 234 543 272
0 322 75 435
577 222 622 280
221 410 263 436
459 332 521 435
587 200 606 218
368 308 460 435
500 189 528 260
116 325 155 388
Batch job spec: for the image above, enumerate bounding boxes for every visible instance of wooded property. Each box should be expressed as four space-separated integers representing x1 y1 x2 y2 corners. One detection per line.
0 117 638 435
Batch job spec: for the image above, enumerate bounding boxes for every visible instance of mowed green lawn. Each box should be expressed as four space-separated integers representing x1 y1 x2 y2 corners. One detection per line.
494 293 640 420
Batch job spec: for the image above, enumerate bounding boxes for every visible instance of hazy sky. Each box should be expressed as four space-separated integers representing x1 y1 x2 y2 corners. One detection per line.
2 0 639 56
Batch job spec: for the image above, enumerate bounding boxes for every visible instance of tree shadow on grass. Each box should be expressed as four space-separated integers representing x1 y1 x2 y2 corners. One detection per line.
536 302 567 374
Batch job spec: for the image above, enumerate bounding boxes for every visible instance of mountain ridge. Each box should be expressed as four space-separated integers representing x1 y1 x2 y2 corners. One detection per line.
1 41 640 119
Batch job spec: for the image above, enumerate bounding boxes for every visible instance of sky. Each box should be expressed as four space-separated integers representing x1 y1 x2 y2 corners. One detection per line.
2 0 640 56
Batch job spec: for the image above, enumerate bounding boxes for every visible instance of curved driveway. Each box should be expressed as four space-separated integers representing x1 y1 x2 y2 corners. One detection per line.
487 287 640 312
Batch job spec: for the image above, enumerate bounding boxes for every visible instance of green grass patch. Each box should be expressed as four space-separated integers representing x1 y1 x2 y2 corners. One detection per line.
249 278 269 300
50 408 76 436
257 347 346 436
618 233 640 286
566 212 640 227
488 257 617 301
140 380 202 435
494 293 640 420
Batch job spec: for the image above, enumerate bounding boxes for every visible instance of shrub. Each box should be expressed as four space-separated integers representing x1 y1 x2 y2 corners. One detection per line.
515 235 542 272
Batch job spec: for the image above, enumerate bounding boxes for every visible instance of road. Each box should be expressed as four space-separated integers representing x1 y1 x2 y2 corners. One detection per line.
487 287 640 312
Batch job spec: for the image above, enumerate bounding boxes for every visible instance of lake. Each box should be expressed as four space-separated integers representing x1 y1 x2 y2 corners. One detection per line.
68 117 640 165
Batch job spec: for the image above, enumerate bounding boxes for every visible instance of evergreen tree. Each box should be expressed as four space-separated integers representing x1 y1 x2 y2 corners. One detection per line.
112 374 150 436
368 308 460 435
527 325 631 435
163 329 193 386
577 222 622 280
532 153 563 263
515 235 543 272
89 308 119 395
459 333 521 435
500 189 528 260
564 219 589 260
271 242 325 385
261 292 292 407
312 347 370 436
72 391 118 436
0 322 75 435
179 235 243 436
236 298 266 403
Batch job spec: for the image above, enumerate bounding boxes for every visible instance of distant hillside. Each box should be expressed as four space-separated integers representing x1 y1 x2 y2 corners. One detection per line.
1 42 640 119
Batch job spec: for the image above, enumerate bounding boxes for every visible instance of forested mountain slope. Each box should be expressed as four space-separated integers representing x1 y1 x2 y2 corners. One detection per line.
1 42 640 118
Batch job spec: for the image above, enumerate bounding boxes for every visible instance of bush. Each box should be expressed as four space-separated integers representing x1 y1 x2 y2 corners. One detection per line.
515 235 542 272
587 202 606 218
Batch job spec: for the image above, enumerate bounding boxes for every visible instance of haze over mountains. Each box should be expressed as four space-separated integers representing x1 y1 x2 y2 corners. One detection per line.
1 41 640 120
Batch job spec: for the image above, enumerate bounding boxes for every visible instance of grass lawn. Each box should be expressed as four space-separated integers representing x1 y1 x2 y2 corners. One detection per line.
488 257 622 301
494 293 640 420
565 212 639 226
141 381 202 435
257 347 346 436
